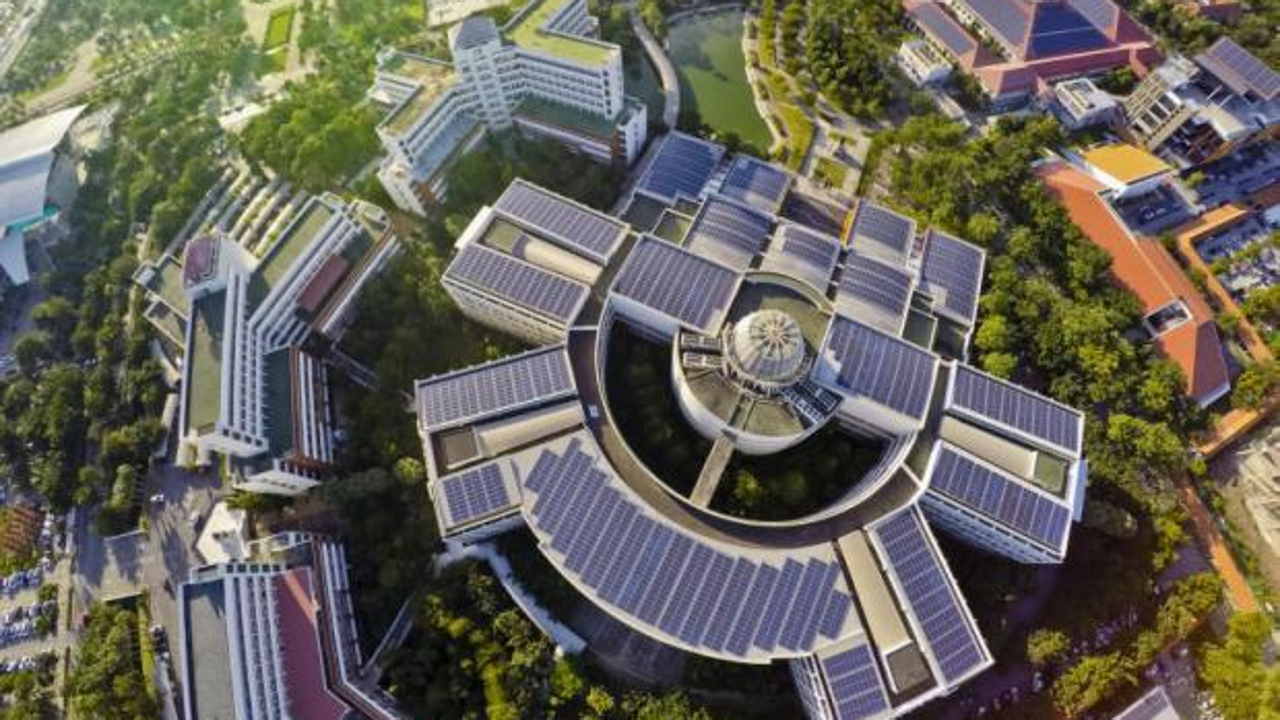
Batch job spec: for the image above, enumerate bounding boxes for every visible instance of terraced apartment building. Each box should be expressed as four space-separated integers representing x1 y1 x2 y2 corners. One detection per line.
136 170 400 495
368 0 647 216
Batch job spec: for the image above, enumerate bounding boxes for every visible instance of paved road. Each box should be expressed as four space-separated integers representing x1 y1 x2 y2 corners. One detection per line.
628 2 678 129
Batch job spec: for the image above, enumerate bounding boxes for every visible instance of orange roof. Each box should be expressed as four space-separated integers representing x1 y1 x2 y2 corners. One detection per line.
1039 161 1229 405
1174 203 1250 246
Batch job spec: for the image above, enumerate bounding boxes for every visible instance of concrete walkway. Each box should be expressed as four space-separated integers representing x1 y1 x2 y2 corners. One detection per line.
628 1 679 129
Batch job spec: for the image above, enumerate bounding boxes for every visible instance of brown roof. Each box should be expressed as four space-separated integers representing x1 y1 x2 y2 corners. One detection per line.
296 254 351 316
275 568 351 720
1039 161 1230 405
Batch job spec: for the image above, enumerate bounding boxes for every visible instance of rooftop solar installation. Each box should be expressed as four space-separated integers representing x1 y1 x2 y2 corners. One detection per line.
1064 0 1117 33
821 316 939 420
416 346 574 430
850 201 916 265
1197 37 1280 102
960 0 1029 54
920 229 985 325
1026 3 1108 59
438 462 518 529
611 237 739 332
493 180 627 264
638 132 726 203
764 224 842 290
928 444 1071 550
445 243 589 324
820 643 891 720
837 255 915 335
873 508 987 685
719 156 792 213
684 196 774 271
909 2 977 58
950 365 1083 456
1113 686 1179 720
521 435 854 659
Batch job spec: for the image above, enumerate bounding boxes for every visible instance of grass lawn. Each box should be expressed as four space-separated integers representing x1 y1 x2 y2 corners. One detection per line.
814 156 849 188
774 103 814 171
262 5 295 51
261 47 288 74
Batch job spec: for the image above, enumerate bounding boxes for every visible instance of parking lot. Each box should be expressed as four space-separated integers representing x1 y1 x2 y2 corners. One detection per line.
0 504 73 697
1113 184 1196 235
1195 214 1279 302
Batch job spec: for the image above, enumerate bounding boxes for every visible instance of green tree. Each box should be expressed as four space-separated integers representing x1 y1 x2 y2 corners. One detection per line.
1199 613 1275 720
68 603 157 720
1026 628 1069 667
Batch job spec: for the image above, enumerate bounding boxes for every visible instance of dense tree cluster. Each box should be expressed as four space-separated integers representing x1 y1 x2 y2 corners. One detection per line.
1115 0 1279 68
1198 613 1280 720
68 603 156 720
803 0 901 118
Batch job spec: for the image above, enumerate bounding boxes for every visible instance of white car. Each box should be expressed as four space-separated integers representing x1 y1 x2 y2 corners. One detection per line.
149 494 165 505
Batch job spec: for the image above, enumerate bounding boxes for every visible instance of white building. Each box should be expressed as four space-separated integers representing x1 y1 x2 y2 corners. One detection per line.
136 172 401 495
0 105 85 292
1051 77 1119 130
178 533 406 720
896 39 953 87
371 0 647 216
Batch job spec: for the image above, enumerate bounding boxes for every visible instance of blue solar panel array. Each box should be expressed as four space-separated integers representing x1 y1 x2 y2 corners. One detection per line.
446 244 589 324
910 2 977 57
874 509 986 685
638 133 726 202
820 644 890 720
838 255 915 334
612 238 739 332
523 436 854 657
822 316 938 420
439 463 515 528
765 224 841 290
719 156 791 212
920 229 985 324
417 347 574 430
961 0 1029 53
1197 37 1280 101
1114 687 1176 720
950 365 1082 455
685 196 774 270
928 444 1072 550
850 202 916 264
494 180 626 263
1026 3 1108 58
1065 0 1117 33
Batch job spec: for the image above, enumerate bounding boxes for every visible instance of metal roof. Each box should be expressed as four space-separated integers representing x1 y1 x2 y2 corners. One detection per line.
0 106 84 229
1196 37 1280 102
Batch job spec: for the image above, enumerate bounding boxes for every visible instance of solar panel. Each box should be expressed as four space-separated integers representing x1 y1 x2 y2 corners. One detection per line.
763 224 841 290
819 643 890 720
1065 0 1117 33
1197 37 1280 102
850 201 916 265
1114 687 1177 720
959 0 1029 55
821 315 938 419
928 444 1072 550
684 196 774 271
611 237 738 332
519 436 853 658
494 180 626 263
920 229 985 325
874 509 986 685
445 243 588 324
719 156 791 212
949 365 1082 455
638 132 726 202
909 2 977 57
837 255 915 335
438 463 515 528
416 346 573 430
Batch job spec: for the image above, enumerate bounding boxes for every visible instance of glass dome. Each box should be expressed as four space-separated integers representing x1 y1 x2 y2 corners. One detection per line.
725 309 807 389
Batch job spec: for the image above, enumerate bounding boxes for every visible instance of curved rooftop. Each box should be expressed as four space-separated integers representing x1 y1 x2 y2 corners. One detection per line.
726 309 807 389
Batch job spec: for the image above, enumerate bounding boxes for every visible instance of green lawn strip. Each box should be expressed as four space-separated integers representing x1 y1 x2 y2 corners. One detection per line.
774 103 813 171
814 156 848 188
263 5 296 51
136 594 159 707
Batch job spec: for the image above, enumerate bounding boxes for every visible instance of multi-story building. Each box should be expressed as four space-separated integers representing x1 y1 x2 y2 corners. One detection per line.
178 533 406 720
412 133 1090 719
135 171 401 495
901 0 1159 107
370 0 647 216
1050 77 1120 129
1122 38 1280 168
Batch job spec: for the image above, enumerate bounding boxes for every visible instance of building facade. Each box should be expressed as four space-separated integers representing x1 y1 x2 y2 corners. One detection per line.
371 0 647 216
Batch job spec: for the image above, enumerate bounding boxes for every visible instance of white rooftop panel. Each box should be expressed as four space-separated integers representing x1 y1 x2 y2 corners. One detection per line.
0 106 84 229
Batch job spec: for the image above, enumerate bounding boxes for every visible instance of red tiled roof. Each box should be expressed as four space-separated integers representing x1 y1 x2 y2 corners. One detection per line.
275 568 350 720
1038 161 1230 405
297 254 351 316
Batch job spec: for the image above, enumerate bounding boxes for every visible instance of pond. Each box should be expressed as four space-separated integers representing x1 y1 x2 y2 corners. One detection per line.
667 9 771 152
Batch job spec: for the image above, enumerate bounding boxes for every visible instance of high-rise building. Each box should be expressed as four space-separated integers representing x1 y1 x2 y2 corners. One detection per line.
370 0 647 216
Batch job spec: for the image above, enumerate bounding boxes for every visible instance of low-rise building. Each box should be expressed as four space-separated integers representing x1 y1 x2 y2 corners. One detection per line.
1051 77 1119 129
897 39 954 87
178 533 406 720
370 0 648 216
1123 38 1280 169
1079 142 1174 199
